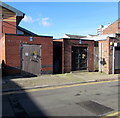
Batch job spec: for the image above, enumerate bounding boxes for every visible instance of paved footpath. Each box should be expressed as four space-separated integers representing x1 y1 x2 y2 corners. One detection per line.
2 72 119 92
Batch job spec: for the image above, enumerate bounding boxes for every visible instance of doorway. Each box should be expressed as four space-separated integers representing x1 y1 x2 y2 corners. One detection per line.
53 42 62 74
72 46 88 71
115 47 120 73
21 44 41 76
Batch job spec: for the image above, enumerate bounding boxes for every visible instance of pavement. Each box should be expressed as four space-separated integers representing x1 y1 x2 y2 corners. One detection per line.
2 72 120 92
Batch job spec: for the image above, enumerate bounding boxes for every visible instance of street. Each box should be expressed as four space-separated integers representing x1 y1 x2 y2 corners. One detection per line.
2 80 119 117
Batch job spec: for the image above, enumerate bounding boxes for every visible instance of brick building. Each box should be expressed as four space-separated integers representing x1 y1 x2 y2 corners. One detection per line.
0 2 53 76
81 19 120 74
54 19 120 74
97 19 120 35
53 34 95 74
98 19 120 74
0 2 119 76
102 19 120 35
98 35 120 74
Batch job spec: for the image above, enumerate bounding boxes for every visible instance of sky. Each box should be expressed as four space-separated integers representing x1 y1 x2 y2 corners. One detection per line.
6 2 118 38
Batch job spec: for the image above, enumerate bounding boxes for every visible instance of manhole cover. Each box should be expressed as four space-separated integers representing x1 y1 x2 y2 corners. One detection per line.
76 100 114 115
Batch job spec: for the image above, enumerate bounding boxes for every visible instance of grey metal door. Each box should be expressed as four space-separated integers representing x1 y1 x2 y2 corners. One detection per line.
72 47 87 71
115 47 120 70
21 44 41 75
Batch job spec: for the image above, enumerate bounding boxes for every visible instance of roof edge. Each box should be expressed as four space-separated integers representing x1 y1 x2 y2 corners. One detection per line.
0 2 25 17
5 33 53 38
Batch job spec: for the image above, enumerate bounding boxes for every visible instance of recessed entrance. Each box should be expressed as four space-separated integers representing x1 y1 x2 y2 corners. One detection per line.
72 46 88 71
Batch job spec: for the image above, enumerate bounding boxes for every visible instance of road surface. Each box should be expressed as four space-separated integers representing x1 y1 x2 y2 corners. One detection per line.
2 80 119 117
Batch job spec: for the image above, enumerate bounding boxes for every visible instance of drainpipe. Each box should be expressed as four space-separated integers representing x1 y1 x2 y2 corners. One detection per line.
99 43 102 72
112 44 115 74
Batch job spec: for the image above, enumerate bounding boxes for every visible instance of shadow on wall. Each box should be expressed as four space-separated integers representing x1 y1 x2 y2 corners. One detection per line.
2 60 37 78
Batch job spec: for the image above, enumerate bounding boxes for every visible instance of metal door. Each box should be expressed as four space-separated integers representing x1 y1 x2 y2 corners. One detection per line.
21 44 41 75
72 47 87 71
115 47 120 70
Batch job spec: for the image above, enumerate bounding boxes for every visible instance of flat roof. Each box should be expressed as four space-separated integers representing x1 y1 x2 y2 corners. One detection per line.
80 34 116 41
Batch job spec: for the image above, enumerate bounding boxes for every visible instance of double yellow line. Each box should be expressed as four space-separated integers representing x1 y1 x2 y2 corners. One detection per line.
101 111 120 118
2 79 119 95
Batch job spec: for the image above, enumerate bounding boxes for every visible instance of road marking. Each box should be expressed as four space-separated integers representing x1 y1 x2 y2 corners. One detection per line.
107 111 120 116
101 111 120 118
2 79 119 95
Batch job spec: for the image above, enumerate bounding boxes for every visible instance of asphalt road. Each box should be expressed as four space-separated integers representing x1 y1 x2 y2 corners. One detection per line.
2 80 119 118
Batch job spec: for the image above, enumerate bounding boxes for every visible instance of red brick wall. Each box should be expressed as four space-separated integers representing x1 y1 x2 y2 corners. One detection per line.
62 39 94 73
102 19 120 35
2 21 16 34
4 34 53 75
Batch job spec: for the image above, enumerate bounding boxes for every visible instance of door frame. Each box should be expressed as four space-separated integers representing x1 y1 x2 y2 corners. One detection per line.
71 46 88 71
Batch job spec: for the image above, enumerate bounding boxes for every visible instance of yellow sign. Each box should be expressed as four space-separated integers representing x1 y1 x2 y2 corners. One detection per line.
33 51 37 55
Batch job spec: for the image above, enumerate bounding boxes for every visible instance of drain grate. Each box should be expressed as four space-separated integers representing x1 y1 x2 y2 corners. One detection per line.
76 100 114 115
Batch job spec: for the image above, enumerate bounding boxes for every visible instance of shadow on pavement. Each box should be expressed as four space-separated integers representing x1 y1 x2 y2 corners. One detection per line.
2 75 114 118
2 75 50 118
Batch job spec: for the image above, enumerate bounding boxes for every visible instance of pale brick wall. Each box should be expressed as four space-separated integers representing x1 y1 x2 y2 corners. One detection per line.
98 35 120 74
